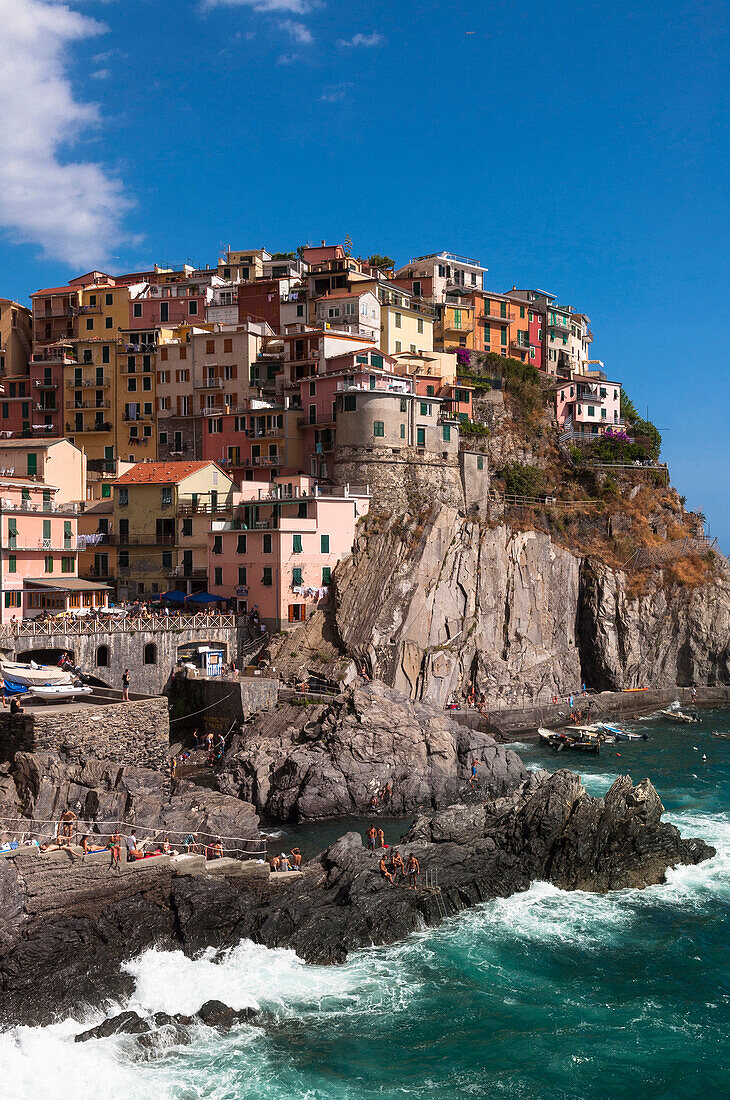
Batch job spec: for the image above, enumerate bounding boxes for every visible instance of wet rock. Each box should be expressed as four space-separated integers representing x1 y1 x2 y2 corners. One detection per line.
196 999 257 1029
75 1011 151 1042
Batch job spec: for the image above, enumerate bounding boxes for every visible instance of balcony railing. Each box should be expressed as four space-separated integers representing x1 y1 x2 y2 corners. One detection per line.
65 399 111 410
66 377 110 389
0 499 79 516
194 378 225 390
33 379 59 389
6 538 82 551
484 311 513 323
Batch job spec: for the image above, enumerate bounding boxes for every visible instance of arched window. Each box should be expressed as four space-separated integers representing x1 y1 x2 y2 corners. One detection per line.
96 645 109 668
144 643 157 665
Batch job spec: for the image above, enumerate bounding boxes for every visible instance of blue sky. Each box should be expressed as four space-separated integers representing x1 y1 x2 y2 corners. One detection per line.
2 0 729 543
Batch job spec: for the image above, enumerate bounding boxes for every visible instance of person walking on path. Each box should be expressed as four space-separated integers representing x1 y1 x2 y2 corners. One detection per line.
122 669 130 701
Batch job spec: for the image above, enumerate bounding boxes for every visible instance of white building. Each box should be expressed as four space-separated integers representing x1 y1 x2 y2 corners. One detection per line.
395 251 487 302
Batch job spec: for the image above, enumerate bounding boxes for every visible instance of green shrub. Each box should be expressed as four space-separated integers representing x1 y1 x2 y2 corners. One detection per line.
499 462 545 497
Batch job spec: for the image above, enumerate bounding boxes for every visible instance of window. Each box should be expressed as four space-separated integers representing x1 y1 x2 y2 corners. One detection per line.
395 341 402 353
211 534 222 556
416 427 425 447
144 643 157 665
214 566 222 586
86 319 94 330
292 566 302 586
373 421 385 437
105 316 113 329
189 301 198 315
442 424 451 442
588 406 595 417
477 456 484 471
8 555 16 573
296 304 304 317
161 550 172 569
238 566 247 585
208 418 222 434
61 557 73 573
161 487 172 506
400 423 405 439
102 345 110 364
160 303 169 322
133 303 142 318
45 556 53 573
501 326 507 346
27 453 37 476
237 533 247 554
96 645 109 668
426 385 435 396
263 533 272 554
292 533 303 554
118 486 129 506
394 311 402 328
320 534 330 553
206 339 215 354
530 347 536 360
4 591 21 609
262 566 272 586
127 378 137 392
64 520 72 548
179 518 192 537
417 318 424 334
420 402 431 416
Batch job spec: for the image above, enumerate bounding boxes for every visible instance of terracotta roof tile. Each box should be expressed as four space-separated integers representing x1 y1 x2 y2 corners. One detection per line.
114 461 216 486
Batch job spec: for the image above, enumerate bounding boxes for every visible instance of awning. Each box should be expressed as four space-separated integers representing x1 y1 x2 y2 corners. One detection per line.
185 591 226 604
161 590 187 603
24 578 112 591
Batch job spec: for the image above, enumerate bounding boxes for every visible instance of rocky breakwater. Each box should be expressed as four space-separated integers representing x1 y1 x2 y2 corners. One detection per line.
216 680 525 820
211 770 715 965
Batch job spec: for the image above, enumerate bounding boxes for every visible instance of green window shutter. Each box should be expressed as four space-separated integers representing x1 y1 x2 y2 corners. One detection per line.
501 327 507 346
263 533 272 554
454 309 461 328
237 534 247 554
45 556 53 573
400 424 405 439
344 394 356 411
27 454 37 476
500 302 507 317
292 567 302 585
8 518 17 548
442 424 451 442
43 519 51 541
322 566 332 585
8 555 16 573
263 567 272 586
293 534 303 553
417 427 425 446
320 534 330 553
477 456 484 471
101 484 111 498
400 398 407 413
64 520 72 547
373 421 384 437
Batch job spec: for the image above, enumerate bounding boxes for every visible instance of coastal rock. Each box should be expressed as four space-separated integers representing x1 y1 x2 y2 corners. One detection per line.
0 767 714 1027
332 508 730 704
75 1011 152 1042
217 680 526 820
196 999 258 1029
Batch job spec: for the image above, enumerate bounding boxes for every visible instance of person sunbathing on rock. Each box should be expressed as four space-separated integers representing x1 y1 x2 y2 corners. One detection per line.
78 835 106 856
378 856 395 884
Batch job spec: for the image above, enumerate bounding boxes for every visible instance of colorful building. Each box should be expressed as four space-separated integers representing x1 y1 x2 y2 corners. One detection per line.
207 475 370 628
554 371 623 438
0 475 108 622
395 252 487 303
0 437 86 502
113 460 237 602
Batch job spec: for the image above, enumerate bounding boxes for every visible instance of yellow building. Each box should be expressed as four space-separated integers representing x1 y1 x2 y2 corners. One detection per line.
434 301 475 351
217 249 270 283
113 460 236 601
379 293 434 357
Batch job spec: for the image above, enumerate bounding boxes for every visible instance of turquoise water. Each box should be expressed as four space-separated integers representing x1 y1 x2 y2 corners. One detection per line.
3 710 730 1099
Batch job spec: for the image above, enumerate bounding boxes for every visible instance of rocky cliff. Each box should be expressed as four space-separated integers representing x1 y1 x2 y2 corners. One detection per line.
217 681 524 820
332 507 730 705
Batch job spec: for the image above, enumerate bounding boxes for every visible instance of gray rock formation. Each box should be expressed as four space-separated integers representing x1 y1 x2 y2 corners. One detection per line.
217 681 526 820
0 767 713 1026
333 508 730 705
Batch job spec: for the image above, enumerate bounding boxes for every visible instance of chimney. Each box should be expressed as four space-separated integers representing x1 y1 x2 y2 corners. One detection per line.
321 240 325 246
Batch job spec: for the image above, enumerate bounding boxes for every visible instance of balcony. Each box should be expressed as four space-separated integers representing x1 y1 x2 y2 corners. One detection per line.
0 500 79 516
549 315 571 332
65 399 111 410
112 534 176 546
244 455 282 467
483 311 513 323
442 321 474 335
6 538 83 551
510 340 530 355
65 421 112 434
194 378 225 390
66 376 110 389
34 379 59 389
73 304 102 315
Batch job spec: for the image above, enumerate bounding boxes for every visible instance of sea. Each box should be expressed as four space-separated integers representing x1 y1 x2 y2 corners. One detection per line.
3 708 729 1099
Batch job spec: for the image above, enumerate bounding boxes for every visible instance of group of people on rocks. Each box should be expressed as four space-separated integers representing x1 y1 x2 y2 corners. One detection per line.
270 848 302 873
365 825 421 889
367 780 393 810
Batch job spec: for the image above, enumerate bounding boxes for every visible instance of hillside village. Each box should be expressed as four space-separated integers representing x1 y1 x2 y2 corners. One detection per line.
0 243 711 634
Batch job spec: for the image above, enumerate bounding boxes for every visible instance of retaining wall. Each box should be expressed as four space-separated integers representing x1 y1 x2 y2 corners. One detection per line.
168 676 279 741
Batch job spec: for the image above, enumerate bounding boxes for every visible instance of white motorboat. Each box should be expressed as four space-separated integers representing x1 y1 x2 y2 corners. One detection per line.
26 684 93 702
660 708 698 724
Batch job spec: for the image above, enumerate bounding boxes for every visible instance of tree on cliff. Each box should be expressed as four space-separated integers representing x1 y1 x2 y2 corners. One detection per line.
620 389 662 458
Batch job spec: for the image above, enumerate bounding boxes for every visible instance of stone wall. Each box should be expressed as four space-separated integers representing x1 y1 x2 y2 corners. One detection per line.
0 697 169 770
334 444 463 512
169 675 279 741
9 622 243 695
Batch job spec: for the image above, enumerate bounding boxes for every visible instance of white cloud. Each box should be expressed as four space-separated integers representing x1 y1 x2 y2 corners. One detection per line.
319 81 352 102
0 0 132 268
338 32 384 48
279 19 312 44
276 52 298 64
201 0 315 12
91 67 110 79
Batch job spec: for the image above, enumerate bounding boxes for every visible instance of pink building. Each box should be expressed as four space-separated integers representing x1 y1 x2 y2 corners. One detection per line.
207 475 370 628
0 476 109 622
555 371 622 438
